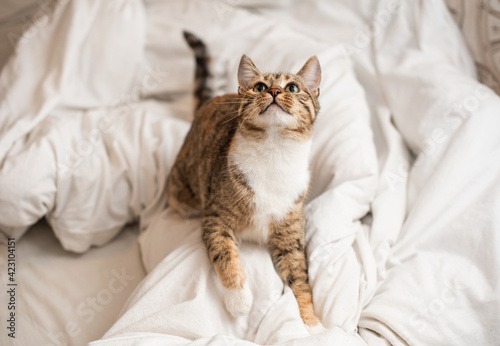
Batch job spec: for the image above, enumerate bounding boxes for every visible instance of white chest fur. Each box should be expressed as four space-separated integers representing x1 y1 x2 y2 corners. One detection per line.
229 130 311 244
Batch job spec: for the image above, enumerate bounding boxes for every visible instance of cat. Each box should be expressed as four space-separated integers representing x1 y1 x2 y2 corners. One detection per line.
167 31 324 332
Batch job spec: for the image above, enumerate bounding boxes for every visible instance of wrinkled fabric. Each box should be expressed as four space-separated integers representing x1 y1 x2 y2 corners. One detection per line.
0 0 498 345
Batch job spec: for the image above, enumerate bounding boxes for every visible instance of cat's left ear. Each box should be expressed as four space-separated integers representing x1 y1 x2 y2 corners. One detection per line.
238 55 262 93
297 56 321 97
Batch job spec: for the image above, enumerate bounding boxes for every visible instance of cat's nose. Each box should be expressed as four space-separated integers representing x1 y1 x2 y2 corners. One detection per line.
268 87 281 99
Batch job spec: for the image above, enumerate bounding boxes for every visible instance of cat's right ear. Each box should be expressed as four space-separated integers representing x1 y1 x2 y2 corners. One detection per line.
238 55 262 93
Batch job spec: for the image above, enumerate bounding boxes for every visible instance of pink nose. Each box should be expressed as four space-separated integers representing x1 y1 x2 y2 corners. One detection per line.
268 88 281 98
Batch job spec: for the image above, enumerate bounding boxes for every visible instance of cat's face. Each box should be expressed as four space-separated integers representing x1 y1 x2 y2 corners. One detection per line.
236 55 321 141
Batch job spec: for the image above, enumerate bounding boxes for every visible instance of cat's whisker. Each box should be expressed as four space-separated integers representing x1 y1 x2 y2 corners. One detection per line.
239 106 259 129
219 107 252 125
216 95 258 103
219 102 259 125
215 98 251 103
219 114 242 125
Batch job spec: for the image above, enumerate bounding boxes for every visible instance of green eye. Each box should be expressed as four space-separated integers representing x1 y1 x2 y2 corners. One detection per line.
253 83 267 93
286 84 299 93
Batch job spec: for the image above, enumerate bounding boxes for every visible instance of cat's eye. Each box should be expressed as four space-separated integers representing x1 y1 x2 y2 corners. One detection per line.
285 84 300 93
253 83 267 93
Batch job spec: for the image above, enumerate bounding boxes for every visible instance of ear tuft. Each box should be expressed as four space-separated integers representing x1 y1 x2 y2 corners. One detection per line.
297 56 321 96
238 55 262 90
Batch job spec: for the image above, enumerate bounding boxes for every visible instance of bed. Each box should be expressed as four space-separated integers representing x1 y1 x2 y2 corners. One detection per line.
0 0 499 345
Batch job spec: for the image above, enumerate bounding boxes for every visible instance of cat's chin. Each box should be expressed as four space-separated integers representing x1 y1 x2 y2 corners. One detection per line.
254 104 295 128
261 102 286 114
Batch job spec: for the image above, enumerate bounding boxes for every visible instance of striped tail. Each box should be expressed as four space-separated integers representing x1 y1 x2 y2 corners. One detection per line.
183 31 211 111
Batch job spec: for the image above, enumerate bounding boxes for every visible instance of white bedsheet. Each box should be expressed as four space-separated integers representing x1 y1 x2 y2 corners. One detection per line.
0 0 499 345
0 221 146 346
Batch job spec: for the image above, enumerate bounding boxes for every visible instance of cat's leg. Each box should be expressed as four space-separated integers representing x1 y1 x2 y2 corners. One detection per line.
269 207 325 333
202 214 252 317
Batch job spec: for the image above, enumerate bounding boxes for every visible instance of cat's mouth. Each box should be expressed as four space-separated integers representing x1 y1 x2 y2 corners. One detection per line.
261 101 286 114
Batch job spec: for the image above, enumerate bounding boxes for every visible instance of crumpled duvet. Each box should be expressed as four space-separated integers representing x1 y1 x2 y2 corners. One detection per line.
0 0 498 345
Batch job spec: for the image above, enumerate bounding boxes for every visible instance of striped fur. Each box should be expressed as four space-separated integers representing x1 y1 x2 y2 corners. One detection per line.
183 31 211 110
168 38 323 330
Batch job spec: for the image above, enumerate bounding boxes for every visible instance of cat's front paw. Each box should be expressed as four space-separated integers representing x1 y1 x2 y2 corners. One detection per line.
224 282 253 317
306 321 327 335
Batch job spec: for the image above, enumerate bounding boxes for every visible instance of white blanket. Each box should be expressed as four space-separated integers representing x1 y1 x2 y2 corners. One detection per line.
0 0 498 345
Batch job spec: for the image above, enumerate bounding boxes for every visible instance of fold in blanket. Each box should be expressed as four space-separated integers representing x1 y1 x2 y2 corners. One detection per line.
0 0 148 248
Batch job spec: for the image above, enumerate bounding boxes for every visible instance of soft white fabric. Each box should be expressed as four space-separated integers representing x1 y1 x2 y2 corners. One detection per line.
0 0 194 252
358 1 500 344
0 221 146 346
0 0 499 345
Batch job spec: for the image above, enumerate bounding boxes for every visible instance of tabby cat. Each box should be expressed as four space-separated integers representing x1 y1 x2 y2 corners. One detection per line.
167 32 324 332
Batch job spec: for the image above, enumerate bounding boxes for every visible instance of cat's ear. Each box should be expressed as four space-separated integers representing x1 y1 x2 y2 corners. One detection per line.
238 55 262 93
297 56 321 97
